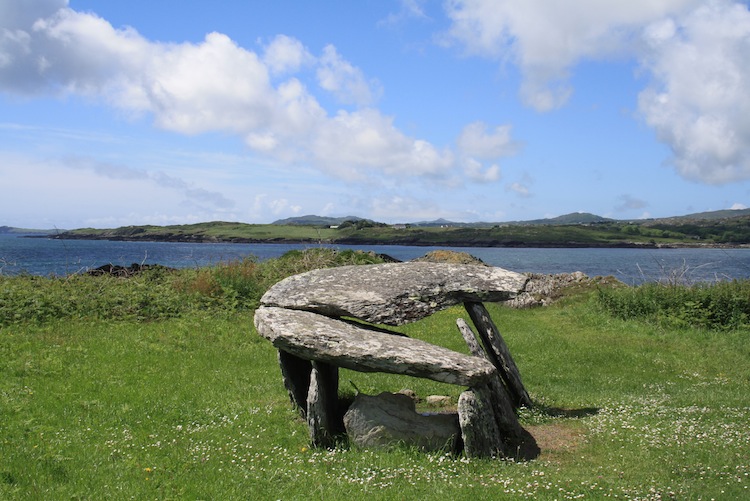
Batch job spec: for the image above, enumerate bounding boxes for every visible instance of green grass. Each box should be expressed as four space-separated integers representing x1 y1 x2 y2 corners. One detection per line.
596 279 750 330
1 254 749 499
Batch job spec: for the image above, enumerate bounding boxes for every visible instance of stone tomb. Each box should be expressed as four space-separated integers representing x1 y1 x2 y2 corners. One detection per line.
253 261 539 459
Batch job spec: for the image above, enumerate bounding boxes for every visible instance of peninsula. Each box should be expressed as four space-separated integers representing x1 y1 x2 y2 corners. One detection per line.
45 209 750 248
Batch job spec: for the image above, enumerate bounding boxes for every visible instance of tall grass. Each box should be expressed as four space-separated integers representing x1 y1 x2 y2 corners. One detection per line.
596 279 750 330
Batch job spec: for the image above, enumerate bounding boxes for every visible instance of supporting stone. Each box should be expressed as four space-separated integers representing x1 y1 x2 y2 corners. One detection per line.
457 318 539 459
278 350 312 417
458 386 504 458
464 302 533 408
456 318 519 424
306 361 341 448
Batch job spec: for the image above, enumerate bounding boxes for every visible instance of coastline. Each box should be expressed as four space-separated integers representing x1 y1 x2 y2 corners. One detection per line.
39 233 750 250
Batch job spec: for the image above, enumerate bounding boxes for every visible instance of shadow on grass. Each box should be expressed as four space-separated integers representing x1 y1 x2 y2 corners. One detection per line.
535 405 600 418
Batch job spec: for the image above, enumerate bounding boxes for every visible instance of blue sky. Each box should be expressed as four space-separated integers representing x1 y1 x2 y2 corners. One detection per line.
1 0 749 229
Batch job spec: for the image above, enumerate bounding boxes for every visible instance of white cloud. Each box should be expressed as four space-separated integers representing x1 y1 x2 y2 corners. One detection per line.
311 108 454 179
268 198 302 215
464 158 500 182
0 1 503 189
262 34 314 75
638 0 750 184
369 194 447 222
506 182 531 198
455 122 517 183
457 121 519 159
316 45 381 106
443 0 700 111
443 0 750 185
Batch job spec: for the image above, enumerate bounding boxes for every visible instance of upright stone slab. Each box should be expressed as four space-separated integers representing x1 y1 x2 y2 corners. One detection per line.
458 387 504 458
457 318 538 459
464 302 533 408
260 262 529 325
306 361 341 448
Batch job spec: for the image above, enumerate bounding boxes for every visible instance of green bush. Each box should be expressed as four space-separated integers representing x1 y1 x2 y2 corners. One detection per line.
596 279 750 330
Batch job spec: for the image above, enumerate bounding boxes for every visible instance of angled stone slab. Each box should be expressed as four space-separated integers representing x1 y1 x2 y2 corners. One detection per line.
259 262 529 325
254 306 496 386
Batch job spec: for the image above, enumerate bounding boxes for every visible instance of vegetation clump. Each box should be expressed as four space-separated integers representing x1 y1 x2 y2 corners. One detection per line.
596 279 750 330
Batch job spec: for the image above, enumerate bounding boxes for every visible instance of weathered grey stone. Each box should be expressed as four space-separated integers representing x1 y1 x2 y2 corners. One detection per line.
456 317 486 359
255 307 497 386
506 272 621 308
344 392 460 452
306 361 341 448
464 302 533 408
458 387 504 458
260 262 529 325
457 318 539 460
253 258 542 460
456 317 519 422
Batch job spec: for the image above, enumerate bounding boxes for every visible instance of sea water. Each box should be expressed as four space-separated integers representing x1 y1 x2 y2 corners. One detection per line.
1 234 749 283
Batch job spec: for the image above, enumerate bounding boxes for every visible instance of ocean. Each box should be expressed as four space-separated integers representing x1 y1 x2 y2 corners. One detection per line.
1 234 749 283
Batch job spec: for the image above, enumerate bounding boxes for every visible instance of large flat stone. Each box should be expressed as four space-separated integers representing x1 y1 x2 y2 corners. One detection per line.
254 306 497 386
259 262 528 325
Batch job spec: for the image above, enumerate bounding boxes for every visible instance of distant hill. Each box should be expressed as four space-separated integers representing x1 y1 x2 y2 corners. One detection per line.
410 218 463 227
0 226 58 235
272 209 748 228
644 208 750 224
271 215 367 226
507 212 616 226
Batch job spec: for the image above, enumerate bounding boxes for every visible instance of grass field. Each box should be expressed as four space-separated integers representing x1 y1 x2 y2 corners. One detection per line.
1 252 748 499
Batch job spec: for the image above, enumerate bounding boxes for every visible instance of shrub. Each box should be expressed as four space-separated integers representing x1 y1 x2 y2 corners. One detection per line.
596 279 750 330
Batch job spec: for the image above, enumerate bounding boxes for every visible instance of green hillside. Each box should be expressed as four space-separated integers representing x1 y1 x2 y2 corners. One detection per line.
53 211 750 247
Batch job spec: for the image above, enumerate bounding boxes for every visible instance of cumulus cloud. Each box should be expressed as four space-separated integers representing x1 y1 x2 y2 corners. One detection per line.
462 158 499 182
316 45 381 106
0 1 499 188
455 121 519 182
638 1 750 184
443 0 700 111
311 108 454 179
457 122 519 159
443 0 750 185
262 34 314 75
